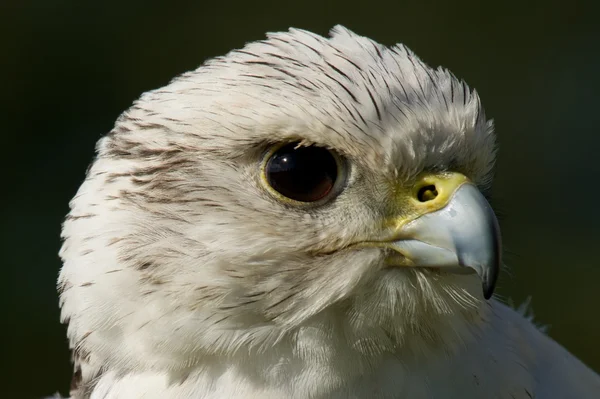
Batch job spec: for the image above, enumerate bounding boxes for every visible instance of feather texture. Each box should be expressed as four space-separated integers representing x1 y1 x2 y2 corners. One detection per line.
56 26 600 398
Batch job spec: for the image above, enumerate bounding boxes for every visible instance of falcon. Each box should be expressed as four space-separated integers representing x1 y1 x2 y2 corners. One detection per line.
57 26 600 398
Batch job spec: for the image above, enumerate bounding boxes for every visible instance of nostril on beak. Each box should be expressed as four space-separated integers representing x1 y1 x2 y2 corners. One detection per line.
417 185 438 202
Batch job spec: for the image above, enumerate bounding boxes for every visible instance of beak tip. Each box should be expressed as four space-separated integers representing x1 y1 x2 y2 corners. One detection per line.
482 282 495 300
480 266 498 300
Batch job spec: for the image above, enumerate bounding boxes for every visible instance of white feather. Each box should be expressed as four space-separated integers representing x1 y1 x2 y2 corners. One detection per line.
57 25 600 398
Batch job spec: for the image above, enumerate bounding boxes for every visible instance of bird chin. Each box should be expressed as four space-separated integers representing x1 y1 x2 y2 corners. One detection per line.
327 266 487 357
382 264 475 277
382 252 477 275
372 265 485 308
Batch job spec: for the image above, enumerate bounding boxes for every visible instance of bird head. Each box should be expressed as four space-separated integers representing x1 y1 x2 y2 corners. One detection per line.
59 26 498 378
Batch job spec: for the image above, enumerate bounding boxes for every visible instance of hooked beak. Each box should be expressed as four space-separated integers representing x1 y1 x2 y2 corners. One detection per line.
376 173 501 299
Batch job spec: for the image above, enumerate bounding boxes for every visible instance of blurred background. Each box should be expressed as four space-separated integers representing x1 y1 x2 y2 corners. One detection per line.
2 0 599 397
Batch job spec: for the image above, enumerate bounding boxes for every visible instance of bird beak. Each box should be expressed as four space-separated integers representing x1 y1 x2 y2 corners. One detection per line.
380 173 501 299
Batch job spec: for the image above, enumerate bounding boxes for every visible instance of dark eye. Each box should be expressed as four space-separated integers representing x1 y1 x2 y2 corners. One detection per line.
264 143 340 203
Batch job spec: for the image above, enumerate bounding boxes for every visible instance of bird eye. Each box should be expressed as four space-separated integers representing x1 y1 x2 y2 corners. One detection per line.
263 142 342 203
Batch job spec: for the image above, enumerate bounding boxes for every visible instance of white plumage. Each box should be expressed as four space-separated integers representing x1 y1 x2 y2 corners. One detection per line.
57 26 600 398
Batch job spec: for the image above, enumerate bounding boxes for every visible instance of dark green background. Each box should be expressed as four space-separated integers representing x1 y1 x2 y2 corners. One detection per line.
3 1 599 397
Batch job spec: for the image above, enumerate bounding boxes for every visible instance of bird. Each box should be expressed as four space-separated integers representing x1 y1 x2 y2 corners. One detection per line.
56 25 600 398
